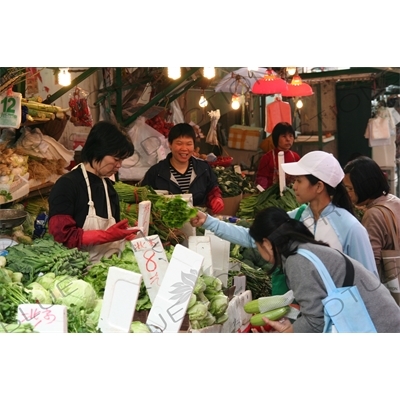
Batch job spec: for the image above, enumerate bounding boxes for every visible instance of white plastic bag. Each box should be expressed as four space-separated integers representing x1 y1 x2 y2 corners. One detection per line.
119 116 170 181
206 109 220 146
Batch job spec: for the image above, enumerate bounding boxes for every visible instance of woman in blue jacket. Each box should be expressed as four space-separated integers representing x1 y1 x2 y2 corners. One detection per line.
190 151 378 286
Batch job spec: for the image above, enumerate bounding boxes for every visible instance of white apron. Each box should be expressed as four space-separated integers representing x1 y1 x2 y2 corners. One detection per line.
79 163 125 263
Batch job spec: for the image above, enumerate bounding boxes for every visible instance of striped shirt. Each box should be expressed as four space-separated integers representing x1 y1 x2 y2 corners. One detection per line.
170 160 193 193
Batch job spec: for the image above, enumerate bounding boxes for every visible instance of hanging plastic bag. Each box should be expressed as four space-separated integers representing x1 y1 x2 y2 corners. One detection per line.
206 109 220 146
69 87 93 127
0 88 22 129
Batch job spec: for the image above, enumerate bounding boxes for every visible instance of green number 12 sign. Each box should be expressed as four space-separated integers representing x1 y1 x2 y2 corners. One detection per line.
0 92 22 128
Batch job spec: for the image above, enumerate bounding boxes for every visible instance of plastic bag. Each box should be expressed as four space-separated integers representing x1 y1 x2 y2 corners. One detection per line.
206 109 220 145
69 87 93 127
119 116 170 181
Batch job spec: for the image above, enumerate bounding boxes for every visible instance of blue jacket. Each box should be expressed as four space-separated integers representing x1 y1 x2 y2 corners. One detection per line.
203 202 378 277
140 154 219 207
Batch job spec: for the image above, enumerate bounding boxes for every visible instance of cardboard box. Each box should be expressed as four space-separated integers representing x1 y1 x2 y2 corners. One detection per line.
221 193 242 216
228 125 263 151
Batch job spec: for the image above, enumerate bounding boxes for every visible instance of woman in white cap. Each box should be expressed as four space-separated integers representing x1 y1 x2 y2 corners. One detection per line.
190 151 378 280
280 150 377 276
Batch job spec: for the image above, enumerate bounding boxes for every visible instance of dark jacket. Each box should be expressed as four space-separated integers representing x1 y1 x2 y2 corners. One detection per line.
140 154 219 206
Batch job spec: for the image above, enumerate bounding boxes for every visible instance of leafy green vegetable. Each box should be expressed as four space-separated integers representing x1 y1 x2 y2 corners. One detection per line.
209 294 229 317
130 321 151 333
153 196 198 229
51 276 97 312
187 301 208 321
25 282 52 304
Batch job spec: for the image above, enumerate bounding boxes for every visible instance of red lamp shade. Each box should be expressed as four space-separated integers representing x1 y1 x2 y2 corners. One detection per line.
251 69 288 95
280 73 314 97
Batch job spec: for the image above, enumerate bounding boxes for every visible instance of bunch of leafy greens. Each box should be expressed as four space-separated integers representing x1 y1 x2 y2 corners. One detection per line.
153 196 198 229
83 243 152 312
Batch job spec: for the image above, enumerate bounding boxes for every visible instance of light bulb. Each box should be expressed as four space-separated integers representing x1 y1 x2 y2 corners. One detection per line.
231 95 241 110
168 67 181 80
58 68 71 86
286 67 297 76
203 67 215 79
199 94 208 108
296 99 303 109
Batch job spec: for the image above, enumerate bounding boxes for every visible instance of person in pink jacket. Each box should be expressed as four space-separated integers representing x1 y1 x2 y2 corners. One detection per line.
256 122 300 189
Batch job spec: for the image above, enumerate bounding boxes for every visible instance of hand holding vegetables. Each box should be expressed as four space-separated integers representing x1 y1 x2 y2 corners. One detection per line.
81 219 140 246
258 317 293 333
189 210 208 228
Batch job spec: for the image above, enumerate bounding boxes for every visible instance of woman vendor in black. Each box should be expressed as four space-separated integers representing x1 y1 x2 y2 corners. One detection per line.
48 121 138 262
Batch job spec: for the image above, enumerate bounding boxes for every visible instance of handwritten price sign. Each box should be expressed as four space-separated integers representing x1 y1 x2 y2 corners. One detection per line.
131 234 169 303
17 304 68 333
137 200 151 237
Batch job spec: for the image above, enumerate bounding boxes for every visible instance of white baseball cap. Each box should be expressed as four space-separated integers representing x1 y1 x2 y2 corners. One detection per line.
281 151 344 188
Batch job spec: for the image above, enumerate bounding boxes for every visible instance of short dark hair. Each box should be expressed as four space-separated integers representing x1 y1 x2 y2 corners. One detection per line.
271 122 295 147
343 156 390 204
81 121 134 165
167 123 196 144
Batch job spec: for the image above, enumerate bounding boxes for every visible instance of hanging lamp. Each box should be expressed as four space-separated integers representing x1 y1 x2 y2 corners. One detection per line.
280 72 314 97
251 68 288 95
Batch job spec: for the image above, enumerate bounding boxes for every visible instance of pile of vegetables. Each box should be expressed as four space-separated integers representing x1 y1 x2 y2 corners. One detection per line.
114 182 197 244
212 166 257 197
186 275 229 330
237 183 300 219
0 261 30 324
4 236 90 285
83 242 175 313
244 291 294 327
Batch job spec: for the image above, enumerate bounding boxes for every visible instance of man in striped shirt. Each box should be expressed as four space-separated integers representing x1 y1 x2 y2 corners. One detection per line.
140 123 224 214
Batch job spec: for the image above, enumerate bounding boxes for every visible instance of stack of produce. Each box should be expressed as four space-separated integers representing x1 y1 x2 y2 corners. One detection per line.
22 97 70 122
114 182 197 244
186 275 229 330
212 166 257 197
244 291 294 327
4 236 90 285
0 143 29 202
237 183 300 219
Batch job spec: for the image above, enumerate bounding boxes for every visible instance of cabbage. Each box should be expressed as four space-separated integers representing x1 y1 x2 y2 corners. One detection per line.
188 293 196 309
36 272 56 290
86 299 103 330
209 294 229 317
203 275 223 292
130 321 151 333
187 301 208 321
198 311 216 328
193 276 206 295
216 312 229 324
25 282 52 304
51 277 97 311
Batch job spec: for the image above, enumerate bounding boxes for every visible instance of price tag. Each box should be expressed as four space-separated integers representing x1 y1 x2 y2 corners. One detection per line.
137 200 151 237
98 267 142 333
146 244 203 333
0 91 22 128
17 304 67 333
204 230 230 287
131 234 169 303
188 236 213 276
